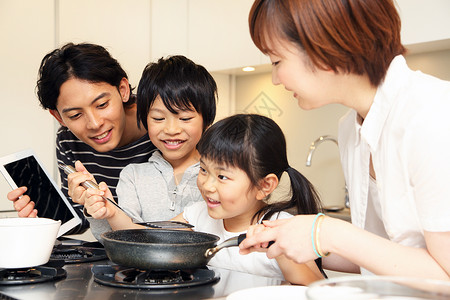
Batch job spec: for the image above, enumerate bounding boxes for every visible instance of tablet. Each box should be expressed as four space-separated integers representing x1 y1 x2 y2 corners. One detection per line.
0 149 81 237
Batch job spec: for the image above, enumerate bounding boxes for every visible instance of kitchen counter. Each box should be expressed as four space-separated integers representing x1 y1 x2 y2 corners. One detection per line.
325 207 351 222
0 259 286 300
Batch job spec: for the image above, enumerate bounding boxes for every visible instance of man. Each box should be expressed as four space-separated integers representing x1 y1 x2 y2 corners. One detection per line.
7 43 156 234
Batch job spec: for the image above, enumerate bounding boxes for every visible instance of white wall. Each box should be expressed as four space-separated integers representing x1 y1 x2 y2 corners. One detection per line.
0 0 56 211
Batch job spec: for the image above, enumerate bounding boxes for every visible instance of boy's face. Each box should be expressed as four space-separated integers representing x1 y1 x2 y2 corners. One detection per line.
147 96 203 169
50 78 130 152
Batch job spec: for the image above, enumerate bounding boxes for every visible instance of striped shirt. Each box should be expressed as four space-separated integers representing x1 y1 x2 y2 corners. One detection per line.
56 126 156 234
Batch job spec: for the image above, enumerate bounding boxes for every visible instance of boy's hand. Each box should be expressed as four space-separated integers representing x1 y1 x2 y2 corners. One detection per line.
84 182 116 219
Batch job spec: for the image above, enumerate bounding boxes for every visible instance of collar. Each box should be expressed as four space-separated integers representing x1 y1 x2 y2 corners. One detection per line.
149 150 200 177
359 55 411 151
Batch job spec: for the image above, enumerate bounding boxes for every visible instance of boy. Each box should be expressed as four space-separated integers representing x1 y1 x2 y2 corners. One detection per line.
71 55 217 240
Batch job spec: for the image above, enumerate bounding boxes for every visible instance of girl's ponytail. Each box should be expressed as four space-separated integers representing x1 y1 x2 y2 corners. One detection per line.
285 166 321 215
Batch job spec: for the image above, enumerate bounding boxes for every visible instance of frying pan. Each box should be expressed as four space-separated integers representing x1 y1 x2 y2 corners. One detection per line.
101 229 247 270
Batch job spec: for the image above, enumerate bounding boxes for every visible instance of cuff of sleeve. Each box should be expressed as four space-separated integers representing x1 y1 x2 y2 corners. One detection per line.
83 207 92 218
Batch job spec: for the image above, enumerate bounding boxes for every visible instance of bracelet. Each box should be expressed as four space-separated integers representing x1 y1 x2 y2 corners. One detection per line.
315 214 330 257
311 213 323 258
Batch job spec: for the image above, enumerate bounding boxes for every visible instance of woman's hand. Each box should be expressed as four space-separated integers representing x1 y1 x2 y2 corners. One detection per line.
245 223 272 250
83 181 116 219
240 215 321 264
67 160 96 205
7 186 37 217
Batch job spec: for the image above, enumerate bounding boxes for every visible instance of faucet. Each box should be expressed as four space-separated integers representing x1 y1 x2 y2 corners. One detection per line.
305 135 350 208
305 135 338 167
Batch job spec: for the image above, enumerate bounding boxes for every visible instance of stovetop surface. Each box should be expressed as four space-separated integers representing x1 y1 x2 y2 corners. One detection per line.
0 258 284 300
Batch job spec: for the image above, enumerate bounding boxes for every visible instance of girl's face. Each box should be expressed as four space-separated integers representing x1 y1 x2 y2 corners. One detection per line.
52 78 130 152
147 96 203 168
268 39 341 110
197 157 265 231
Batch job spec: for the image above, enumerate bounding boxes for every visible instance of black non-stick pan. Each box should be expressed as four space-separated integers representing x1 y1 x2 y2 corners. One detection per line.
101 229 246 270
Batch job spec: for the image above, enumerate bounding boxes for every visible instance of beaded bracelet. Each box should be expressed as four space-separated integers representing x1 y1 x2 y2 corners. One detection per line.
311 213 323 257
315 214 330 257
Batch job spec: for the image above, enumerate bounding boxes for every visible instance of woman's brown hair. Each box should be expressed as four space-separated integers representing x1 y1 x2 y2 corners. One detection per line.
249 0 406 87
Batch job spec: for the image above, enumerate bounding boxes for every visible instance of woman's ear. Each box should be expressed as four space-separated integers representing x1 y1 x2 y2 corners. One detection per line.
256 173 279 201
49 109 66 127
119 77 131 102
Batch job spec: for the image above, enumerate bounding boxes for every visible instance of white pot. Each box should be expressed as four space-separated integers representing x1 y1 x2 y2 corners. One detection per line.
0 217 61 268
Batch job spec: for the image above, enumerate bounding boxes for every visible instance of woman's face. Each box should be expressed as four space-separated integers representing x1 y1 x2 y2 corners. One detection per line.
268 40 341 110
52 78 130 152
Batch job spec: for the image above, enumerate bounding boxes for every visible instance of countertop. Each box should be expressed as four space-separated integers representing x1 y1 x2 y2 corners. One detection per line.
0 259 286 300
324 207 351 222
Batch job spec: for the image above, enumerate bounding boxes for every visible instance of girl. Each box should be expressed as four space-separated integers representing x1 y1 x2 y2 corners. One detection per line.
171 114 324 285
240 0 450 280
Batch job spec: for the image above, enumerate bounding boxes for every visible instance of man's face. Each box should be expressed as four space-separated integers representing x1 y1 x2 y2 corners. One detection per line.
51 78 129 152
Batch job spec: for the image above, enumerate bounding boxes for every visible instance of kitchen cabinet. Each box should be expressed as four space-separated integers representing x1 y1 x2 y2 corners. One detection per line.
150 0 189 61
57 0 152 87
396 0 450 47
150 0 269 72
187 0 269 71
0 0 56 210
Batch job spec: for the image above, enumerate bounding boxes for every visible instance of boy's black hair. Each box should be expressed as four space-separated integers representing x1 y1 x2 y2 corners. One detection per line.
197 114 322 222
136 55 217 130
37 42 133 110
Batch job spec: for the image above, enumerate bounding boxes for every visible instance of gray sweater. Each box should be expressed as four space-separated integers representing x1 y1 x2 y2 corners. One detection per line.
89 151 202 242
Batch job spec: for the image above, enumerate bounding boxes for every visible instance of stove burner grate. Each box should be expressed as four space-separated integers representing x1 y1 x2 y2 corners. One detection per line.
115 269 193 285
50 246 107 264
92 265 219 289
0 265 66 286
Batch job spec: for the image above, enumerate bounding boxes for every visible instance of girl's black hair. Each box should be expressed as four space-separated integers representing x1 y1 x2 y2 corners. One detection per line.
37 43 134 110
197 114 322 222
137 55 217 131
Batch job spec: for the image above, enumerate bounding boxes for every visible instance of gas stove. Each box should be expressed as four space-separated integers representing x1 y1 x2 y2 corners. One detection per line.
0 259 283 299
0 236 285 299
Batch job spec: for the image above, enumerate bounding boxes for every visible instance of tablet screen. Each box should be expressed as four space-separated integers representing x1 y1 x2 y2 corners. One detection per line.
0 150 81 237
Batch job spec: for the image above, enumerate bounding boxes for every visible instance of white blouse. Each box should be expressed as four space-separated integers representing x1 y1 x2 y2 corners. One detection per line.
338 55 450 250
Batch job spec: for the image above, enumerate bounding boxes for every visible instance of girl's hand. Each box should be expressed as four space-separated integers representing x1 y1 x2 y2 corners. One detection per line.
67 160 96 205
83 182 116 219
240 215 323 264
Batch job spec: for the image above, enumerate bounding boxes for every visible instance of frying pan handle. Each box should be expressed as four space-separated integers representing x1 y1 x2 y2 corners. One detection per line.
204 234 274 258
238 234 275 248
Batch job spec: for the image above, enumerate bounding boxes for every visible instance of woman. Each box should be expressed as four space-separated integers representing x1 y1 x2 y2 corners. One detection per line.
239 0 450 280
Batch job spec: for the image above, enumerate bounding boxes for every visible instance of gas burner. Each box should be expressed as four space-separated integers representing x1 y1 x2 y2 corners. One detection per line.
115 269 192 285
0 262 66 286
51 240 107 263
92 265 220 289
50 246 107 263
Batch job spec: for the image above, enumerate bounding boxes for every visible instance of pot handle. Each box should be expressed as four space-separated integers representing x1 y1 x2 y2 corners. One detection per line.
204 234 273 258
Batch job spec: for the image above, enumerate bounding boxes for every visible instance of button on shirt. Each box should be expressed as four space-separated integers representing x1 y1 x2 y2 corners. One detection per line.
338 55 450 250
